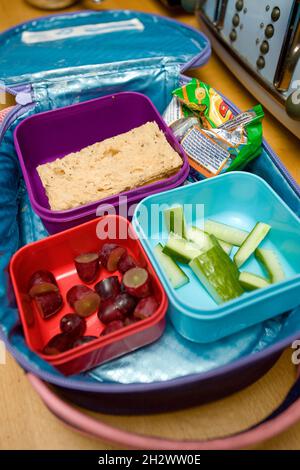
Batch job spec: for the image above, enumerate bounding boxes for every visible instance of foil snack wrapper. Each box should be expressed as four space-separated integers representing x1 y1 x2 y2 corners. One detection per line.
164 80 264 179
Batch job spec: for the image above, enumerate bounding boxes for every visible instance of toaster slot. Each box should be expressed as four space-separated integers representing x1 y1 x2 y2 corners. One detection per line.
216 0 229 29
274 1 300 92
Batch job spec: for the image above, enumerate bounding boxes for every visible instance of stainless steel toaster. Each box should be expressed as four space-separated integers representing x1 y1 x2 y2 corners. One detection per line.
197 0 300 138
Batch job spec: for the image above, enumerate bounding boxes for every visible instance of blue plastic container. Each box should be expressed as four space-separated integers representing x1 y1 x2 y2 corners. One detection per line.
132 172 300 343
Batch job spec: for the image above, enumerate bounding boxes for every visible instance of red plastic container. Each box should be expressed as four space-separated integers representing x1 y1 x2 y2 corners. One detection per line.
9 215 167 375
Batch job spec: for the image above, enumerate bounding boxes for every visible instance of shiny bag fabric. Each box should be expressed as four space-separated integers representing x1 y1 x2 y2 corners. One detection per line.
0 10 299 412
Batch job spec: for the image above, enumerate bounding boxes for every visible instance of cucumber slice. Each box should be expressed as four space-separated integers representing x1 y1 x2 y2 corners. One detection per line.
154 243 189 289
255 248 285 283
204 220 249 246
162 233 202 264
187 226 233 255
186 226 214 251
209 235 240 279
164 206 187 238
234 222 271 268
239 271 270 291
189 245 244 304
217 239 233 255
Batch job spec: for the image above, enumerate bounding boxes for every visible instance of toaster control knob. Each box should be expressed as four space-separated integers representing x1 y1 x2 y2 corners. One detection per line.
256 56 265 70
260 40 269 54
232 14 240 27
230 29 237 42
181 0 197 13
235 0 243 12
265 24 274 38
271 7 281 22
286 93 300 121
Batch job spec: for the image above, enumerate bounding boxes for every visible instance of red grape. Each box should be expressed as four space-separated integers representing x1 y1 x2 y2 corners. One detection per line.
29 270 57 287
35 290 63 319
28 270 58 297
66 285 100 318
120 282 127 293
29 282 59 298
74 292 101 318
101 320 124 336
107 246 126 272
114 293 137 316
94 276 120 300
98 292 136 324
60 313 86 338
124 316 139 327
74 252 99 283
66 285 91 308
98 243 118 267
43 333 72 355
134 296 158 320
98 299 124 324
117 253 137 273
122 267 151 298
73 336 98 348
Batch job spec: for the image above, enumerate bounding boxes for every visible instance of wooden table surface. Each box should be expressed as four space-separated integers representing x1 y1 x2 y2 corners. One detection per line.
0 0 299 451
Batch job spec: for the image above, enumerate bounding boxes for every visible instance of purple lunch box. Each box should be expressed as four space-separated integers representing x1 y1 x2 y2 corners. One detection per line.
14 92 189 234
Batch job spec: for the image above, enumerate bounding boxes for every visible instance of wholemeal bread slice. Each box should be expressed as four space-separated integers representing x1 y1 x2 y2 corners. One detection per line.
37 122 183 211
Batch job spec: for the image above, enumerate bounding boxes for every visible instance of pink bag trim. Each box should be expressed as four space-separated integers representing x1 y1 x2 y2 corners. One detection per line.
28 367 300 450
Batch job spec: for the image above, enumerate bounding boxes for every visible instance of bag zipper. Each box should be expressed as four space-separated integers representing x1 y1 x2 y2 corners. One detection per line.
0 84 35 143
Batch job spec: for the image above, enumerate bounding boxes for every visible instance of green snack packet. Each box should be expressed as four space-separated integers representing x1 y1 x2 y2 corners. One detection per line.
220 105 264 171
180 104 264 178
217 104 264 172
173 78 234 129
163 96 194 127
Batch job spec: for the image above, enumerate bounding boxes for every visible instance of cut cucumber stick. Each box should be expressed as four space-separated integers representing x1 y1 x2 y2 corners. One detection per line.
239 272 270 291
217 239 233 255
255 248 285 283
164 206 187 239
186 226 213 251
234 222 271 268
162 233 202 264
187 226 233 255
190 245 244 304
154 243 189 289
209 234 240 279
204 220 249 246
